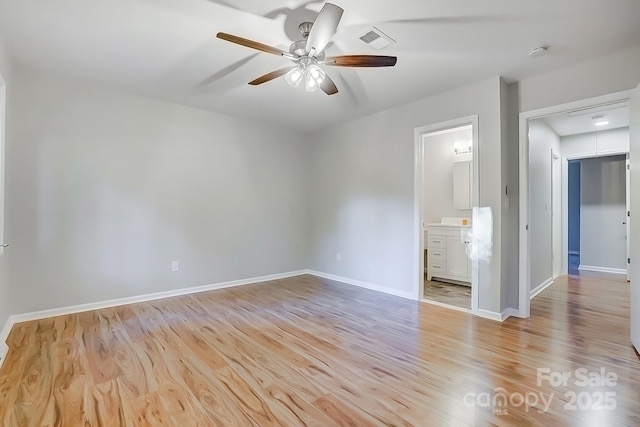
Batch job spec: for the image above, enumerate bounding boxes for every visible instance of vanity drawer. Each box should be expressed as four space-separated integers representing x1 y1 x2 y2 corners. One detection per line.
428 248 446 264
428 235 446 249
428 262 446 274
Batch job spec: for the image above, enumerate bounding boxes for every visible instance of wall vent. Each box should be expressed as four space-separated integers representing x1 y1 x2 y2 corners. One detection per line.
358 27 396 50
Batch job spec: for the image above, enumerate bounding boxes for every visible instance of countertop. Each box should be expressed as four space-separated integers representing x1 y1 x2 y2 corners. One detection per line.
426 223 472 228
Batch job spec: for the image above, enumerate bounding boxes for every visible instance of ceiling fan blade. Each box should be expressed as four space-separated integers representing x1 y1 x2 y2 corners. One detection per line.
248 66 295 86
305 3 343 55
325 55 397 67
217 32 289 57
320 74 338 95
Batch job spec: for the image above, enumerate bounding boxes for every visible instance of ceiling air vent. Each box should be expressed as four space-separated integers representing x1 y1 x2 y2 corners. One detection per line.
359 27 396 50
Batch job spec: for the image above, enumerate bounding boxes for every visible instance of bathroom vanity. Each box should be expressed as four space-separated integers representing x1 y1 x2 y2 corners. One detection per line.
426 223 472 285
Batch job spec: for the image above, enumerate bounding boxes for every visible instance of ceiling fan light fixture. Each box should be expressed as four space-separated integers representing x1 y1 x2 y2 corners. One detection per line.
305 64 326 92
285 65 304 88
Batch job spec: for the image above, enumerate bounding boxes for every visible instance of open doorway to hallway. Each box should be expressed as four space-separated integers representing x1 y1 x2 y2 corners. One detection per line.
526 101 630 298
567 155 628 277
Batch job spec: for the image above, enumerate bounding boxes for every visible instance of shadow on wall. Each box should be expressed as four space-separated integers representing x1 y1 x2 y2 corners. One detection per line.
206 0 324 41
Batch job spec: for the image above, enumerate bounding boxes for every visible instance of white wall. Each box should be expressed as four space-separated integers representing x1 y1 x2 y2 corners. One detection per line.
580 155 627 271
528 120 560 290
560 128 629 273
0 35 12 332
423 128 473 225
519 47 640 113
309 77 504 312
3 65 311 316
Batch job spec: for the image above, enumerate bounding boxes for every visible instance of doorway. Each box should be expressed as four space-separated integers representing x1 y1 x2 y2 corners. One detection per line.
567 160 581 274
519 92 632 317
413 116 479 313
566 155 628 276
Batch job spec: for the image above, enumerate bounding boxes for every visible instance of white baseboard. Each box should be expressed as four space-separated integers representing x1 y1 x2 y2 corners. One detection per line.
475 309 504 322
420 298 472 314
420 300 518 322
0 342 7 365
578 265 626 275
530 277 554 300
0 269 307 367
501 308 520 320
307 270 415 300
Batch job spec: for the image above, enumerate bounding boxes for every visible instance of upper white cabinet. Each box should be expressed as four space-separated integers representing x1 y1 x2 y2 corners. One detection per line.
453 160 472 210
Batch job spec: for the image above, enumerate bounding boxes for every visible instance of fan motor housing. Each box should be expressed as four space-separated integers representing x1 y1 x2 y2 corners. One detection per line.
289 40 307 56
289 39 325 60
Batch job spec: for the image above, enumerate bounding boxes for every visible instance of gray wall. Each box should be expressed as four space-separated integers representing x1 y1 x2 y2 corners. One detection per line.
630 83 640 349
580 156 627 270
0 35 12 330
528 120 560 290
568 161 581 253
501 80 520 310
3 65 311 316
309 77 504 312
0 41 639 326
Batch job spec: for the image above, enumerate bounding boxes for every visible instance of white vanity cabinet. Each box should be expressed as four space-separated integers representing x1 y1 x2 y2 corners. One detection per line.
426 225 471 285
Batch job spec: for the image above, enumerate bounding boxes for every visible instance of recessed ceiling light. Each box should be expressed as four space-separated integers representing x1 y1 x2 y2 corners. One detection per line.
592 115 609 126
529 46 549 58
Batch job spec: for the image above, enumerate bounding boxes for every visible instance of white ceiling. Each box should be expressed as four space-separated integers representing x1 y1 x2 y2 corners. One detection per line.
1 0 639 131
541 103 629 136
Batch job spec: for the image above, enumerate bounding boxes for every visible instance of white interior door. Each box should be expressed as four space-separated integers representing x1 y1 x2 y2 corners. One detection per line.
629 83 640 352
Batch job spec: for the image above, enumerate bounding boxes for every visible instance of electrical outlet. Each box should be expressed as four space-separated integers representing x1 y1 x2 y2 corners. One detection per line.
171 260 179 272
336 253 341 262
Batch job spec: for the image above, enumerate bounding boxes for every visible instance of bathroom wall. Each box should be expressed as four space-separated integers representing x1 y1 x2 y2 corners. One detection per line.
422 127 473 225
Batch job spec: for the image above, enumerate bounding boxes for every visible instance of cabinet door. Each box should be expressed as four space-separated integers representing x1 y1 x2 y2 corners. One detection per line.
446 235 469 279
453 161 471 210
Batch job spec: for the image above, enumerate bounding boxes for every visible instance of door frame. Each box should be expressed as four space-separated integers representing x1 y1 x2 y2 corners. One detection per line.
518 90 632 317
551 149 562 278
627 156 631 281
413 115 479 313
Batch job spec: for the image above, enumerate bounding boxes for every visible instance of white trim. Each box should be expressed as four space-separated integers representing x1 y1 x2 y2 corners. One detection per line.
0 270 307 365
578 265 627 275
475 309 504 322
413 115 479 313
421 298 472 314
564 149 630 161
0 341 6 365
421 299 519 322
530 278 554 300
501 308 521 320
518 90 632 318
309 270 415 300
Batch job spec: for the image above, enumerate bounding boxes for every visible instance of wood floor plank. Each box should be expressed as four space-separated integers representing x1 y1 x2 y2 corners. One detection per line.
1 273 640 426
13 318 58 427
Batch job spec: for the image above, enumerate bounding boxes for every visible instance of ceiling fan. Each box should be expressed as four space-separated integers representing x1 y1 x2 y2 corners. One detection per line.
216 3 397 95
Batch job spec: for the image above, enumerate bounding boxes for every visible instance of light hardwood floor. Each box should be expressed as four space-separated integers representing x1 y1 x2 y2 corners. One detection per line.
1 274 639 426
423 278 471 309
